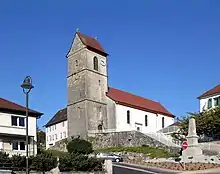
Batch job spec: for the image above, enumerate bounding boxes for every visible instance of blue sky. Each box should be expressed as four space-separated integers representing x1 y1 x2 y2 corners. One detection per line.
0 0 219 129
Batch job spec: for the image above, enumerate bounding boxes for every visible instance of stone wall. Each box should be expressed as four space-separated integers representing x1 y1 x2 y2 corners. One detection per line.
88 131 180 154
49 138 68 152
50 131 180 154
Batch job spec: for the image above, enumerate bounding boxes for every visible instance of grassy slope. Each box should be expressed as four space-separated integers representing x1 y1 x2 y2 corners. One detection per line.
95 146 179 158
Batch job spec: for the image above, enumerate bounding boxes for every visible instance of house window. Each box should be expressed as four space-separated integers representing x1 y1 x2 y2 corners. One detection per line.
49 135 51 141
11 116 25 127
60 133 62 139
137 127 140 131
55 134 57 140
63 132 66 138
12 141 25 151
11 116 17 126
93 56 98 71
54 125 56 130
76 60 78 67
127 110 130 124
12 142 18 150
145 115 148 126
208 98 212 109
20 142 25 150
62 122 65 127
162 117 165 128
214 97 220 106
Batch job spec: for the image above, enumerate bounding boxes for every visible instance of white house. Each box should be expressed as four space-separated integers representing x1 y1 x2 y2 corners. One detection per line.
197 84 220 112
0 97 43 156
45 31 175 146
45 108 68 149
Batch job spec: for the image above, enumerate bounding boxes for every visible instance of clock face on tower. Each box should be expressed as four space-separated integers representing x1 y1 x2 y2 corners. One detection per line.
101 59 106 66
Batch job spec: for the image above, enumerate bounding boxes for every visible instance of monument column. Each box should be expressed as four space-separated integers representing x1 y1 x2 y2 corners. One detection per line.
182 118 202 159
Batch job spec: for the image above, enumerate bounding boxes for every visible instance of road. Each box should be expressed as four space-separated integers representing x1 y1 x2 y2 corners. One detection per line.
113 163 178 174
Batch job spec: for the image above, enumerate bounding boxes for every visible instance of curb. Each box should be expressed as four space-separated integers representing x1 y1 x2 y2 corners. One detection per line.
122 162 220 174
121 162 180 173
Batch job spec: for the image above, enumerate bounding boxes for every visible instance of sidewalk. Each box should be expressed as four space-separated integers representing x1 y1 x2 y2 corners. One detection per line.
122 162 220 174
121 162 180 173
180 167 220 174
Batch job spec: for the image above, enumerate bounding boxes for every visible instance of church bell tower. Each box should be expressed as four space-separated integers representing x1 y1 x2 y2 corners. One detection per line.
66 31 109 138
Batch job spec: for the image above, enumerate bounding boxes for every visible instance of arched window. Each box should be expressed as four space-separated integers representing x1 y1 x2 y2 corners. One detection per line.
127 110 130 124
98 124 102 130
145 115 148 126
162 117 165 128
93 56 98 71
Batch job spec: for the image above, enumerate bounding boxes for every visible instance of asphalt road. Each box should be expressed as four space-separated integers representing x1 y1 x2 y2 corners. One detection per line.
113 163 178 174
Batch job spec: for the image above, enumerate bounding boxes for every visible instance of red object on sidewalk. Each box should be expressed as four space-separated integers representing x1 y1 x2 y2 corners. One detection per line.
182 141 188 150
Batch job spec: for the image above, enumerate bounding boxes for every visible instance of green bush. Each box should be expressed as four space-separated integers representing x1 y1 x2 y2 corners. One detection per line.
58 154 73 172
31 151 57 172
67 138 93 154
0 152 11 169
11 155 27 171
96 146 178 158
59 154 102 172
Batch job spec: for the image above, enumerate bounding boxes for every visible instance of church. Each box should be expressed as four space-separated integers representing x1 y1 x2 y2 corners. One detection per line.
45 31 175 149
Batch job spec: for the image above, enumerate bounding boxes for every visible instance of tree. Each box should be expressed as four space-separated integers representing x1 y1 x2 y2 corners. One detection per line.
37 127 46 144
37 127 46 153
178 107 220 138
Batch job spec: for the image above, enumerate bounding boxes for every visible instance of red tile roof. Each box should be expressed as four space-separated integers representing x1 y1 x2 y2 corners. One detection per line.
197 84 220 99
0 98 43 117
77 32 108 56
106 87 174 118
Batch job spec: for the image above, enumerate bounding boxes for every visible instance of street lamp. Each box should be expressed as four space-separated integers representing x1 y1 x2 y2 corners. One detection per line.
21 76 34 174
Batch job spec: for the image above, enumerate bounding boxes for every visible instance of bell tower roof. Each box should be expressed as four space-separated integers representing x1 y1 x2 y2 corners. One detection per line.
77 32 108 56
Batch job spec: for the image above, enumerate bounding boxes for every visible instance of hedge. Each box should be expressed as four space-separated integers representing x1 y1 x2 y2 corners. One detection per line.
0 151 57 172
59 153 102 172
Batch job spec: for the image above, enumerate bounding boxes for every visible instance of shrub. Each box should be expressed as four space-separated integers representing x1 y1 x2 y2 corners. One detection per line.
31 151 57 172
11 155 26 171
67 138 93 154
0 152 11 169
59 154 103 172
58 154 73 172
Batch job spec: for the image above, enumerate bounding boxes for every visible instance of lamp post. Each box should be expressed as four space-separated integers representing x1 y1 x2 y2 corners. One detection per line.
21 76 34 174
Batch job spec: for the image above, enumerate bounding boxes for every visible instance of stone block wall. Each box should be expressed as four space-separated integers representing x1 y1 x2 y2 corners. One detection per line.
88 131 180 154
50 131 180 154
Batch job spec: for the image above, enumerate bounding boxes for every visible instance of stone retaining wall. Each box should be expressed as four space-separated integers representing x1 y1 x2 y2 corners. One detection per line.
49 131 180 154
88 131 180 154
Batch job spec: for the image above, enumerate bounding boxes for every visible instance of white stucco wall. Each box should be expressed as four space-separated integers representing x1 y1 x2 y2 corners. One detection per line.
115 104 174 133
0 112 37 137
0 112 37 155
46 120 68 149
199 94 220 112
